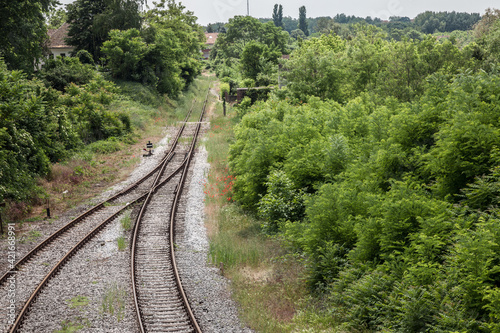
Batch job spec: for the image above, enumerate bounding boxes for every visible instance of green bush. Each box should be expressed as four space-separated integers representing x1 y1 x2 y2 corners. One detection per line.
37 56 96 91
86 138 123 154
257 170 306 233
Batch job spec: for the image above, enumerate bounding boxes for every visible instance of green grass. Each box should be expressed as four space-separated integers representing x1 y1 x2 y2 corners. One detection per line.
112 79 162 107
117 236 126 251
101 284 127 321
208 205 264 269
120 211 132 231
19 230 42 244
85 139 123 154
54 318 90 333
67 295 89 309
203 79 338 332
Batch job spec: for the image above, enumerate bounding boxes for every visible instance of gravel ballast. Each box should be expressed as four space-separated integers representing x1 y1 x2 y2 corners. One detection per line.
1 112 252 332
177 146 253 333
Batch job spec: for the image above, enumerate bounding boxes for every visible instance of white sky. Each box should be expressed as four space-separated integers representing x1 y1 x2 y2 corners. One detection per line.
58 0 495 26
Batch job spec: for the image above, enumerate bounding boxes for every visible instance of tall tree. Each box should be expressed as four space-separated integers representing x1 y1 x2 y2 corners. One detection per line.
0 0 58 73
66 0 143 62
298 5 309 36
46 7 68 29
474 8 500 39
212 16 288 60
278 4 284 29
272 4 284 29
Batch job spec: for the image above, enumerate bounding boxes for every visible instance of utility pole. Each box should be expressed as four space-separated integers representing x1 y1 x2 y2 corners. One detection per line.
247 0 249 16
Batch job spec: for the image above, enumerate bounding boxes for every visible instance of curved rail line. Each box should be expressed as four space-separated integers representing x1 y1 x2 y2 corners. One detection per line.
6 98 201 333
0 100 196 287
131 88 209 333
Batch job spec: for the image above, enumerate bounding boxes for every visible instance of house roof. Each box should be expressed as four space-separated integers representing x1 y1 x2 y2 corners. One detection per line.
48 23 72 49
205 33 219 45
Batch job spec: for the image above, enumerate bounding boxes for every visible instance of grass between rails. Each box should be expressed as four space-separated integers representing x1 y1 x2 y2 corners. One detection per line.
203 88 338 332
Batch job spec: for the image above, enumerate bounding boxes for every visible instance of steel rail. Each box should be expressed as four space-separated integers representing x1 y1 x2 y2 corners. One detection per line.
0 101 196 286
131 87 210 333
6 100 198 332
7 156 190 333
168 88 209 333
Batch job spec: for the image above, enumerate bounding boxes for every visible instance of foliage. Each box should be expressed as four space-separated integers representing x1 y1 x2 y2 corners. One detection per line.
255 10 480 36
102 0 204 96
476 14 500 65
46 6 68 29
61 76 131 143
298 6 309 36
257 170 307 232
474 8 500 39
66 0 143 62
36 56 96 91
0 0 58 73
210 15 288 89
219 82 230 99
211 6 500 332
213 16 288 60
101 28 148 81
0 56 136 208
414 11 481 34
272 4 284 29
284 34 346 102
229 62 500 329
282 26 477 103
0 60 75 202
240 41 280 82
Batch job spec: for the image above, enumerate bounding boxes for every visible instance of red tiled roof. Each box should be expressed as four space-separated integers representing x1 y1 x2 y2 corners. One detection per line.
48 23 72 49
205 33 219 45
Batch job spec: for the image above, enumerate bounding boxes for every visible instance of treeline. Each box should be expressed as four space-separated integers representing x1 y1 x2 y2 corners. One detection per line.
208 9 479 38
214 9 500 331
252 9 481 40
0 0 204 214
209 16 288 89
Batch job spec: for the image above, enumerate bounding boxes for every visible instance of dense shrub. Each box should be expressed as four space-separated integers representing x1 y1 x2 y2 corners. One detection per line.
229 66 500 329
36 56 96 91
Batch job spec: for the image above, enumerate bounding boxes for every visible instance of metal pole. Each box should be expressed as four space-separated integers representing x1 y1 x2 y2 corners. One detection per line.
247 0 249 16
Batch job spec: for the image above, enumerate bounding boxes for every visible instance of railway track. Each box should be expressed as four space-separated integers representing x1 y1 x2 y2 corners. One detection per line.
1 90 209 332
130 89 209 333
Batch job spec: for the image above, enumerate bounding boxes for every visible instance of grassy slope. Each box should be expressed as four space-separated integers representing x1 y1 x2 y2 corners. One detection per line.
17 77 211 223
203 80 339 332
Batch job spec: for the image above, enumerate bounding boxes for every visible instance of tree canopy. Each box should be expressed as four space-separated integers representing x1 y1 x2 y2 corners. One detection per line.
0 0 58 73
221 7 500 331
66 0 143 62
298 6 309 36
101 0 205 96
272 4 284 29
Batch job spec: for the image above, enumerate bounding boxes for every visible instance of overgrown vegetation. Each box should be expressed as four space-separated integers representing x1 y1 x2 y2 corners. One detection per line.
67 295 89 309
101 284 127 321
101 0 205 96
210 16 288 90
204 89 322 332
208 8 500 332
0 0 206 223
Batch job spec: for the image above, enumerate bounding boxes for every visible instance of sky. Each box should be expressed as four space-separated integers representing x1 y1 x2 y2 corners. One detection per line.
59 0 495 26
